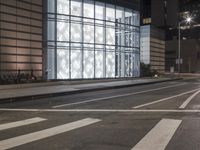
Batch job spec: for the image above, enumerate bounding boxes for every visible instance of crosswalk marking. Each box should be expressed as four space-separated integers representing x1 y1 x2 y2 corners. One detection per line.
131 119 182 150
0 118 101 150
0 117 46 131
179 90 200 109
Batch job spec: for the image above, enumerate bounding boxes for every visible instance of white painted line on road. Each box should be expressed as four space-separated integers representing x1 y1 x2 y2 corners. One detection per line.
0 118 101 150
179 90 200 109
133 88 200 109
131 118 182 150
193 83 200 85
1 108 200 113
169 82 178 84
0 117 47 131
53 83 186 108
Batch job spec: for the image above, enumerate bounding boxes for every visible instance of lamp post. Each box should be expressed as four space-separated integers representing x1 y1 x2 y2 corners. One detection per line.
178 21 181 75
177 17 192 75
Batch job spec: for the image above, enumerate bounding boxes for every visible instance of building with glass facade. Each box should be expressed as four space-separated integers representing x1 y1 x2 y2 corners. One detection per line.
46 0 140 79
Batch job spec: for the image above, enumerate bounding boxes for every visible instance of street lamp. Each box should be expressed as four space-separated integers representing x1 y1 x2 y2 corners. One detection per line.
177 17 192 75
186 17 192 23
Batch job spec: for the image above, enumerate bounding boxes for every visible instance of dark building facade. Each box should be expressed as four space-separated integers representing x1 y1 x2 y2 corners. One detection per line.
141 0 200 73
140 0 178 28
140 0 167 73
165 0 200 73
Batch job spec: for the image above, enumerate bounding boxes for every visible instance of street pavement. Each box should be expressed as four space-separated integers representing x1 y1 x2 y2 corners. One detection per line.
0 78 200 150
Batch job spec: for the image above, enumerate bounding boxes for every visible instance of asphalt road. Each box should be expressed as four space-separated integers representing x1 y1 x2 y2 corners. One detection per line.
0 78 200 150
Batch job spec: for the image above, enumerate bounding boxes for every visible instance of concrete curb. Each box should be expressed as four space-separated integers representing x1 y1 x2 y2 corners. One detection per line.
0 78 182 104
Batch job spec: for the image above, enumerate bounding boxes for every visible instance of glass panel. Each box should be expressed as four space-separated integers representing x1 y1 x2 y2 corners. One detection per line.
95 51 104 78
95 2 104 20
106 52 115 77
133 11 140 26
135 29 140 47
120 51 125 77
116 7 124 47
57 49 69 79
47 21 55 41
106 23 115 45
115 51 121 77
125 9 132 25
48 0 55 13
115 23 124 46
47 48 55 79
71 49 82 79
125 52 132 77
95 22 104 44
116 7 123 21
57 20 69 41
125 28 131 47
84 0 94 18
130 52 134 77
83 50 94 78
134 53 140 77
132 28 140 48
106 4 115 22
115 31 119 47
71 20 82 42
57 0 69 15
71 0 82 16
84 23 94 43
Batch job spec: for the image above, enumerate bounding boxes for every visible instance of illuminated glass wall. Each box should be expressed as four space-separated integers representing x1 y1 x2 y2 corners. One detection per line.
47 0 140 79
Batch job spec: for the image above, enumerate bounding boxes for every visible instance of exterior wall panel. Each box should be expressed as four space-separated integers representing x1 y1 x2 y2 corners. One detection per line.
0 0 43 78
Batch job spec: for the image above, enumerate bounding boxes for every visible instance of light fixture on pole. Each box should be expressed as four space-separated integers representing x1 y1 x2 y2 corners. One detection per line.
186 17 192 23
177 16 192 75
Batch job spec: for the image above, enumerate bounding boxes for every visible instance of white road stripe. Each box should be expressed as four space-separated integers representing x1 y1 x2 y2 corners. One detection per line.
193 83 200 85
1 108 200 113
0 117 46 131
131 119 182 150
0 118 101 150
53 83 186 108
179 90 200 109
133 88 200 109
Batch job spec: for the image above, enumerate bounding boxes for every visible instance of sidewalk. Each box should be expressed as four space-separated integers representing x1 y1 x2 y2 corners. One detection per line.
0 78 181 103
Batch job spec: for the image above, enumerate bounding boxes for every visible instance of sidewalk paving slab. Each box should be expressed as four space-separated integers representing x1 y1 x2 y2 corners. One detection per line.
0 78 181 103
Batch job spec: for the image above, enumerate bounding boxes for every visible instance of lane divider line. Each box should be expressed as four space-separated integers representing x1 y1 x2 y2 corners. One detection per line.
131 118 182 150
1 108 200 113
53 83 186 108
0 118 101 150
0 117 47 131
179 90 200 109
133 88 200 109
